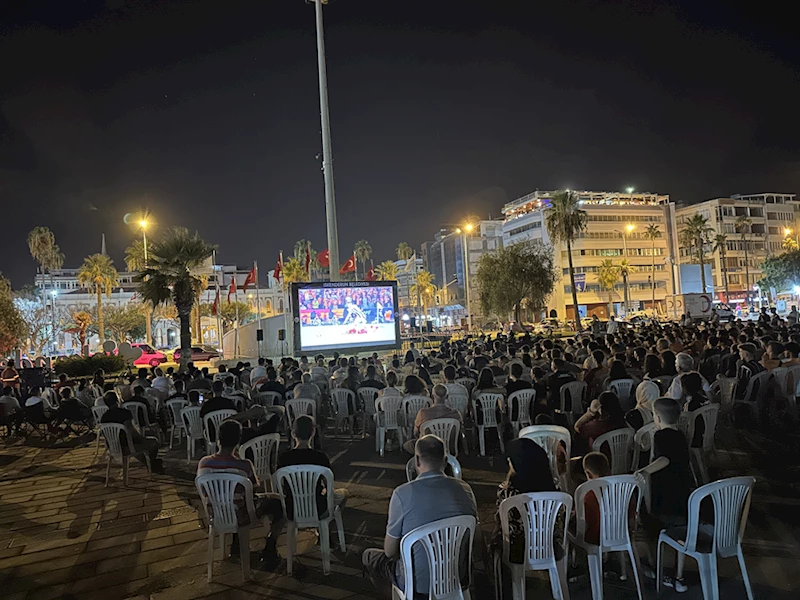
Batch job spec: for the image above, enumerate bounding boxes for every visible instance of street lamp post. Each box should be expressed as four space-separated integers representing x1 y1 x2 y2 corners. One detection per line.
51 290 58 356
461 224 474 331
139 219 153 345
309 0 340 281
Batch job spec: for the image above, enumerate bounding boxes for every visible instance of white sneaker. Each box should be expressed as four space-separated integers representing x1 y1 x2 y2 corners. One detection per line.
662 575 688 593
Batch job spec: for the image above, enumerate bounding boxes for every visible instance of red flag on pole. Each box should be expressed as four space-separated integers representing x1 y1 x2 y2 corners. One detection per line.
273 257 282 282
366 263 376 281
227 276 236 303
339 255 356 275
317 248 330 268
305 243 311 275
212 288 220 315
242 266 257 292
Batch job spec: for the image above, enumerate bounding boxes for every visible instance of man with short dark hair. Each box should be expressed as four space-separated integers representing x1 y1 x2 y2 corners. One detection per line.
735 342 766 399
362 435 477 597
546 358 575 412
186 370 212 393
258 368 286 398
130 368 151 394
360 365 385 390
505 363 532 396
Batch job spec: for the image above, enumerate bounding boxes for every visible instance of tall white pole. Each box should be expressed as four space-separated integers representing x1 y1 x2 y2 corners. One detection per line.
462 232 472 331
254 261 262 359
312 0 341 282
213 251 223 355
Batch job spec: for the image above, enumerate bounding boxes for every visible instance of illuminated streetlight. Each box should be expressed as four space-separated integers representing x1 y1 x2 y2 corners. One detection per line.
464 223 474 233
460 222 475 331
626 223 635 233
785 228 793 237
626 187 635 194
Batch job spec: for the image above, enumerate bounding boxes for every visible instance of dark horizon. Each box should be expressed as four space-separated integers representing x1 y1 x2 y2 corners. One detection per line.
3 0 799 286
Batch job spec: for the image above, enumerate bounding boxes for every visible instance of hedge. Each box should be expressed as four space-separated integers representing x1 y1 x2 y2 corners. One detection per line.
54 354 127 377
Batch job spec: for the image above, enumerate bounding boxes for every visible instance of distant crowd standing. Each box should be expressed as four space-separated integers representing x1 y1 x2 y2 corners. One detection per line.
1 306 781 596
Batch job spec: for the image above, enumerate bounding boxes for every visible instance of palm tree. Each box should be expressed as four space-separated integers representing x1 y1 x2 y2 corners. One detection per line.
643 224 662 314
545 190 588 329
27 226 65 304
354 240 373 279
135 227 216 372
597 259 620 317
618 259 634 316
125 239 154 345
77 254 119 346
396 242 413 262
375 260 399 281
293 239 312 261
735 216 752 305
680 214 713 294
713 233 730 301
782 236 798 251
282 257 309 283
410 270 437 318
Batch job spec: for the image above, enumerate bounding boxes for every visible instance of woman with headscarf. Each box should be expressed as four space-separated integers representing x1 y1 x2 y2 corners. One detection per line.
625 380 659 431
489 438 564 593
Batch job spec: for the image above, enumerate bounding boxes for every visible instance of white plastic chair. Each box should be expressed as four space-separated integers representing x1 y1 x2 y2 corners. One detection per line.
166 399 188 449
734 371 770 426
657 476 756 600
256 391 283 407
630 422 657 471
273 465 346 575
592 428 635 476
496 492 572 600
91 405 108 452
712 376 737 422
446 387 470 419
608 379 636 411
358 387 381 436
285 398 317 431
392 515 476 600
100 423 152 487
403 395 432 438
686 403 720 486
405 455 462 481
331 388 356 438
376 395 404 456
195 472 256 582
474 392 505 456
569 475 645 600
202 409 237 454
122 400 163 445
519 425 571 491
181 405 205 461
506 389 535 436
420 417 461 457
238 433 280 492
456 377 476 396
559 381 587 427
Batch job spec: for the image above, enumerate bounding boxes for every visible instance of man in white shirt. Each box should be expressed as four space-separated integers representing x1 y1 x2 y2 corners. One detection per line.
442 365 468 400
0 386 23 434
151 368 174 396
250 358 268 385
606 316 619 335
129 368 151 394
666 352 711 400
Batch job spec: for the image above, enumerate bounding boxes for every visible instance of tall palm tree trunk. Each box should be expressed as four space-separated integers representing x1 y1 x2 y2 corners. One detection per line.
607 291 614 318
743 237 750 306
651 239 656 314
178 306 192 372
698 244 707 294
622 271 629 316
566 238 580 329
96 285 104 345
145 305 153 345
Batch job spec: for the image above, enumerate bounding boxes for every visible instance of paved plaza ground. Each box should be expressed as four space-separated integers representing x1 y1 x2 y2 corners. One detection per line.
1 422 799 600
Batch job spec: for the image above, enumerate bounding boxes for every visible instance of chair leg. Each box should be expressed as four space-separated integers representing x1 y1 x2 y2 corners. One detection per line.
105 456 112 487
737 548 755 600
320 521 331 575
493 552 504 600
378 428 385 457
286 522 296 576
497 426 505 454
587 551 603 600
239 527 252 581
207 526 215 582
628 544 645 600
334 506 346 552
557 557 571 600
656 539 665 597
697 554 720 600
169 425 175 449
122 456 129 487
509 564 525 600
479 426 486 456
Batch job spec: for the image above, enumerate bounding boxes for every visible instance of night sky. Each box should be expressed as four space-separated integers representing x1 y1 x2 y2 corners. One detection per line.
2 0 799 286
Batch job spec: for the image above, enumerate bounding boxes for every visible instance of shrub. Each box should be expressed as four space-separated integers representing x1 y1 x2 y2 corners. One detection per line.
54 354 127 377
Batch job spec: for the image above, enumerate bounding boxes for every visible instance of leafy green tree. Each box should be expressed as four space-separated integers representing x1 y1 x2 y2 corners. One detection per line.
136 227 216 371
597 259 620 317
375 260 399 281
282 257 309 283
476 242 557 323
218 301 254 331
759 251 800 292
102 304 147 343
545 190 587 328
679 214 713 294
77 254 119 346
67 310 92 352
0 273 26 355
14 292 68 356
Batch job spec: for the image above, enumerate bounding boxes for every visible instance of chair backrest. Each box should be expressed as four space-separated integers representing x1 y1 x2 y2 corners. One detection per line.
331 388 356 416
99 422 136 459
632 422 657 469
685 476 755 558
404 395 432 422
405 455 463 482
742 371 770 404
91 405 109 427
398 515 476 600
358 387 381 415
446 388 470 417
715 376 737 413
420 418 461 456
121 401 149 429
376 395 404 428
273 465 336 526
559 381 586 416
608 379 636 410
519 425 572 483
195 472 255 534
238 433 280 484
687 403 719 453
257 391 283 407
498 492 572 569
775 364 800 397
507 389 536 424
202 409 237 446
474 393 503 428
574 475 643 550
285 398 316 429
41 387 58 409
181 405 204 438
455 377 475 394
592 428 635 475
166 399 189 426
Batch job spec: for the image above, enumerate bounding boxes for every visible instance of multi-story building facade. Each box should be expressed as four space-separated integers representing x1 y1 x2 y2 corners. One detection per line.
675 192 800 303
502 190 678 320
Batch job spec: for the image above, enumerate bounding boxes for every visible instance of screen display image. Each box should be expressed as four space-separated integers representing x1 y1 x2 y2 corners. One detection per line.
293 282 400 353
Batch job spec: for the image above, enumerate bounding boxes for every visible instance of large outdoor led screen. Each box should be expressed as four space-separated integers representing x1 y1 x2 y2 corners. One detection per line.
291 281 401 353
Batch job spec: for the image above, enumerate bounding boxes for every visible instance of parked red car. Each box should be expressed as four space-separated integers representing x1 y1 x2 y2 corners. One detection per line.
172 345 220 363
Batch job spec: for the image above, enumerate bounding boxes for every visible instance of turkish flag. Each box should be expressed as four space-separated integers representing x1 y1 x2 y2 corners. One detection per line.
339 255 356 275
242 266 256 291
273 258 282 282
212 289 220 315
227 276 236 303
317 248 330 267
305 243 311 274
366 263 376 281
